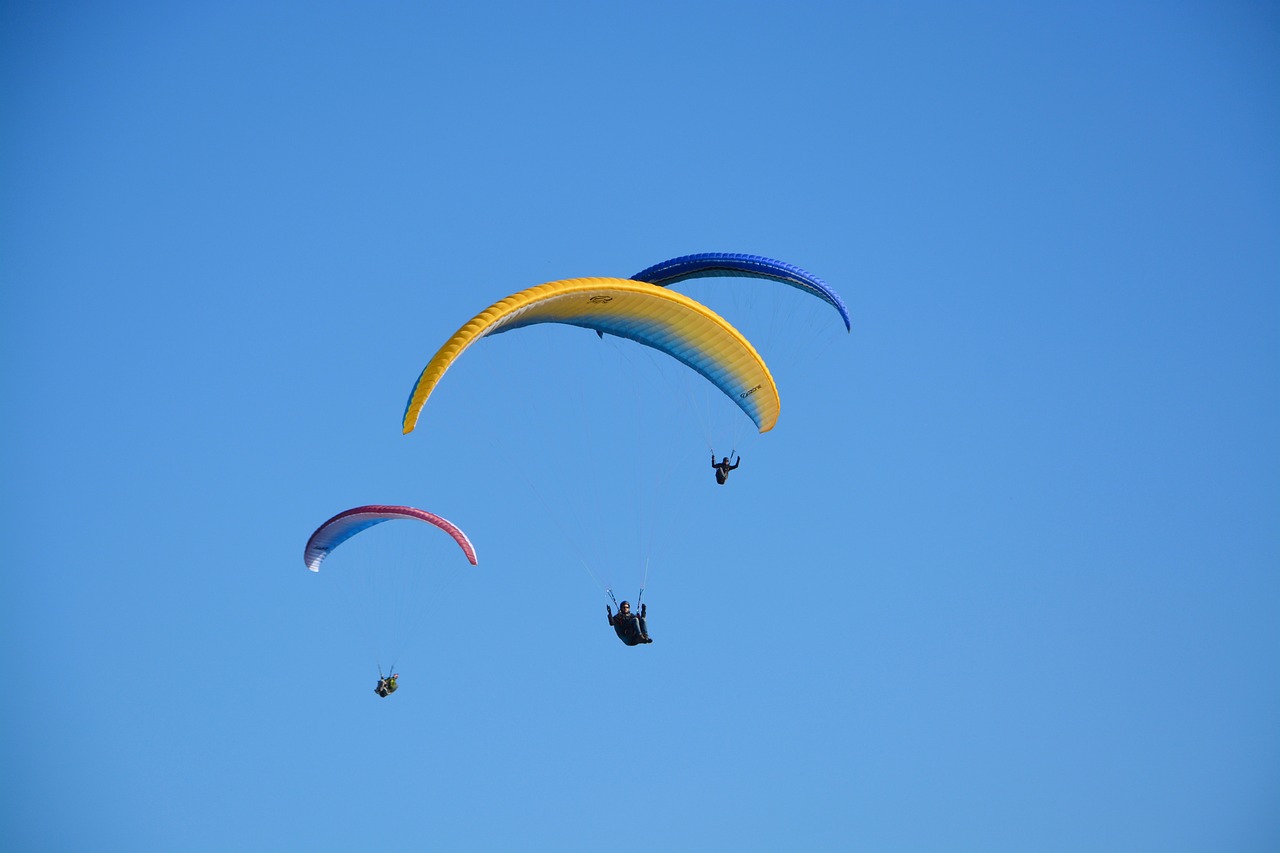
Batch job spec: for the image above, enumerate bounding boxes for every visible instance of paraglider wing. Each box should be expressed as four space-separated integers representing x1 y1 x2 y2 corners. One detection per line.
401 277 780 434
303 505 478 572
632 253 851 332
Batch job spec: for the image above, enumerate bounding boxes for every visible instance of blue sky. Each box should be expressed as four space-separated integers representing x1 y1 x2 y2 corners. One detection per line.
2 2 1277 851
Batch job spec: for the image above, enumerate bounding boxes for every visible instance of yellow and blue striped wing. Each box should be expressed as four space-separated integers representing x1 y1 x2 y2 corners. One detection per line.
402 277 779 434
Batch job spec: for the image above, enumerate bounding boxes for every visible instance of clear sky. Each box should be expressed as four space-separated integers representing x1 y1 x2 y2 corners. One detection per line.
2 2 1277 851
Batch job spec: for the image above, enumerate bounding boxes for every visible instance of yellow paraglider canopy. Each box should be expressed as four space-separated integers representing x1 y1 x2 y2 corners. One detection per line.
401 277 780 434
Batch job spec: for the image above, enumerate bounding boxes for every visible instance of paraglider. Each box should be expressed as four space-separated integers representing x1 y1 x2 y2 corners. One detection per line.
607 600 651 646
305 505 478 696
712 453 741 485
401 277 781 435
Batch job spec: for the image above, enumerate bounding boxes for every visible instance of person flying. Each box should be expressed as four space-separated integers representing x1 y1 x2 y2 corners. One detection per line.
712 452 741 485
607 600 652 645
374 674 399 698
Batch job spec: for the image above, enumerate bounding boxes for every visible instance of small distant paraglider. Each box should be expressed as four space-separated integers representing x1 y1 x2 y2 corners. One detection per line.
305 505 478 696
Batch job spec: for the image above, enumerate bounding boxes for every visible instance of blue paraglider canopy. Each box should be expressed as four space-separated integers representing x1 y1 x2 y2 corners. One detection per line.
631 252 850 332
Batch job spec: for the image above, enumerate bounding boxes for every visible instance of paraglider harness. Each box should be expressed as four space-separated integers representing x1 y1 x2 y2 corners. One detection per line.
374 672 399 698
712 449 739 485
606 589 651 646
